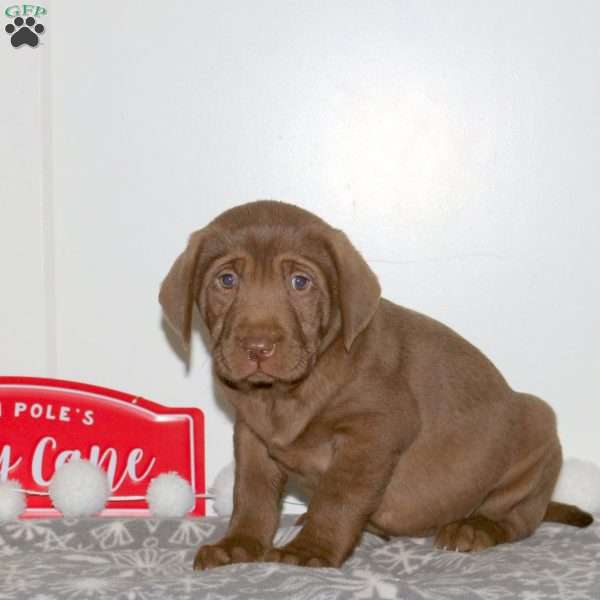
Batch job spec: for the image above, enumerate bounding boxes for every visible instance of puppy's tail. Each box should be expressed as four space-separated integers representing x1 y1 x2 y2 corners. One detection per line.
543 501 593 528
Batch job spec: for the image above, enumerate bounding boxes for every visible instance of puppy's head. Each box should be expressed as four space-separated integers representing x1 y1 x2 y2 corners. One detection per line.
160 201 380 390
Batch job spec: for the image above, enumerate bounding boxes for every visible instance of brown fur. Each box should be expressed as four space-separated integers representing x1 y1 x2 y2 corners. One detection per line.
159 200 592 569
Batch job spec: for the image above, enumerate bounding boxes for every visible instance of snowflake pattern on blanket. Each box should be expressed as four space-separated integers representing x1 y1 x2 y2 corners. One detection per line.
0 515 598 599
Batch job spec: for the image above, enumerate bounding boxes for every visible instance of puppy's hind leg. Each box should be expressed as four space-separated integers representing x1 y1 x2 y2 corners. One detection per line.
434 515 508 552
436 394 564 552
438 446 562 552
434 453 557 553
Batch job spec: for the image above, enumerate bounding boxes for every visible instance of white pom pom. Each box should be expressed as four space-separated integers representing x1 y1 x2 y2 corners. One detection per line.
49 459 110 517
553 457 600 514
211 461 235 516
146 472 194 517
0 480 26 521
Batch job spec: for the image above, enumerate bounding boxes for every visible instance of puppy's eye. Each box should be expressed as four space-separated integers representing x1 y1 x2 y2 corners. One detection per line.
218 273 238 289
291 274 311 291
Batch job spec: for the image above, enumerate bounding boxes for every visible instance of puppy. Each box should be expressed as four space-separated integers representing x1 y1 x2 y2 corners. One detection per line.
160 200 592 569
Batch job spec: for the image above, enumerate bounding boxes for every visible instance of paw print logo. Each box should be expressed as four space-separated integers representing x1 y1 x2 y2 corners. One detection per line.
5 16 45 48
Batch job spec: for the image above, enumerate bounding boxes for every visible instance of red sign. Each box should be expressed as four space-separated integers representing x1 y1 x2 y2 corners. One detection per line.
0 377 205 517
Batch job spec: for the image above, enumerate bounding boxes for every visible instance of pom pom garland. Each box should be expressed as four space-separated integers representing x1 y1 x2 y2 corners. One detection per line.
0 459 212 520
2 457 599 521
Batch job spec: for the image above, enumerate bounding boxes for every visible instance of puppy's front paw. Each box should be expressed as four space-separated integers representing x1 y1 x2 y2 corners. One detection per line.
194 535 266 570
265 538 339 568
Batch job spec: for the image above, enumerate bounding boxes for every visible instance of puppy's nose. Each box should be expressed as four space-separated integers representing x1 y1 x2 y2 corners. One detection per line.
241 337 276 362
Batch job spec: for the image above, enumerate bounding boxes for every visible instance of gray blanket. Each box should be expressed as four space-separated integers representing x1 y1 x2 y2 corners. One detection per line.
1 515 598 599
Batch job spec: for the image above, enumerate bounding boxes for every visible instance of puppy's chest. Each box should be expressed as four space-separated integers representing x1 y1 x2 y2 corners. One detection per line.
266 426 334 481
246 408 333 479
238 393 337 482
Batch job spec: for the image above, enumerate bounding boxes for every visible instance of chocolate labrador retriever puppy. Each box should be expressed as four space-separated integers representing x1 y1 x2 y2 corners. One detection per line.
160 200 592 569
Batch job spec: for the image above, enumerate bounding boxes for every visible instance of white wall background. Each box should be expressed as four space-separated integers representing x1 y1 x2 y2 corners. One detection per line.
2 0 599 512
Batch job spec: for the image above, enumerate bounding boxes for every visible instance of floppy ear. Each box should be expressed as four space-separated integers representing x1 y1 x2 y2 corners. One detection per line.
159 229 208 348
326 229 381 351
